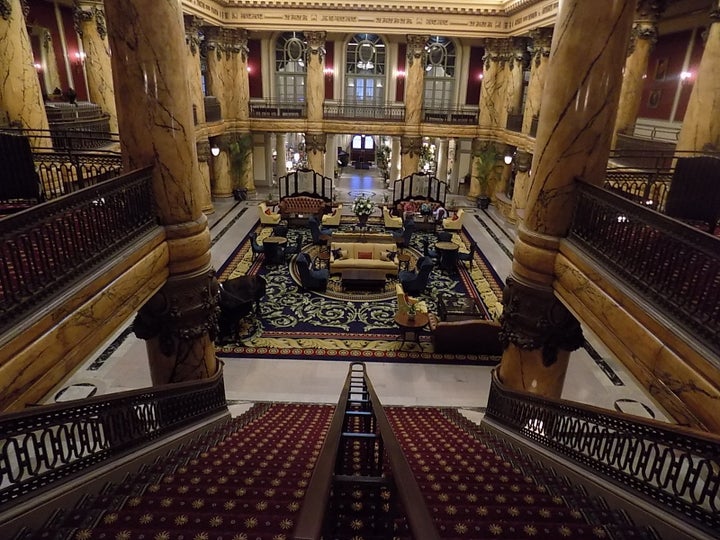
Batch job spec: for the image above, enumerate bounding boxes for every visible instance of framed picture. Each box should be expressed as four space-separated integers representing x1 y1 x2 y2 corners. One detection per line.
648 89 662 109
654 57 668 81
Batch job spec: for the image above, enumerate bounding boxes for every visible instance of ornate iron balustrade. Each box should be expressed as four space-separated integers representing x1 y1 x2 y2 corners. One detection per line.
0 368 227 511
423 107 478 125
485 370 720 538
0 168 156 335
250 100 306 118
323 103 404 121
603 170 673 212
568 181 720 356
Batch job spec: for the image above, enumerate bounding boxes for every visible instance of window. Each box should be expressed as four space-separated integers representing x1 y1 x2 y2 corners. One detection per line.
346 34 386 104
276 32 307 103
423 37 456 110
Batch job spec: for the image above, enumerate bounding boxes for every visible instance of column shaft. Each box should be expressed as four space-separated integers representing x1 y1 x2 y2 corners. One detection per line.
522 29 552 134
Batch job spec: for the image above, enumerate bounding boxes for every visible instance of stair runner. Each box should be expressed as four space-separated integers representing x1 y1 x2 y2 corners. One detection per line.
20 402 333 540
386 407 657 540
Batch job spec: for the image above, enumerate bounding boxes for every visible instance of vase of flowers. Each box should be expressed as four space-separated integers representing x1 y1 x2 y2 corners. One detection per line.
352 194 375 226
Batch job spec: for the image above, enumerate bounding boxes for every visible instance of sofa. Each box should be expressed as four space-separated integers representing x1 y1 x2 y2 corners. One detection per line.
427 313 502 355
258 202 281 225
442 208 465 230
278 195 327 219
329 242 399 276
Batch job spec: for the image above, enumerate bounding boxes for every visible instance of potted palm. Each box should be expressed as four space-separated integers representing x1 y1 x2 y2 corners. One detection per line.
474 146 499 210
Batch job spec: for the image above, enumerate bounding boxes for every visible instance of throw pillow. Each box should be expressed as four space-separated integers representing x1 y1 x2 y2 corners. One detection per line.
332 248 343 260
358 251 373 260
380 250 397 262
265 209 272 215
451 214 459 221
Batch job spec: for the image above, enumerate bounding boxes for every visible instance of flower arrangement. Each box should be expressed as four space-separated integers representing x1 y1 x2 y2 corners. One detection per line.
351 194 375 217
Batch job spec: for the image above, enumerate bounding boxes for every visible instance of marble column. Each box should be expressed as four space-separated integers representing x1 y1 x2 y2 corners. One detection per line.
184 15 205 125
210 134 232 198
305 132 326 173
509 150 533 222
240 132 255 192
404 34 428 127
203 26 232 120
400 135 421 178
506 38 529 121
305 31 326 128
499 0 636 398
613 1 666 146
479 39 506 129
676 4 720 153
276 133 288 178
196 140 214 214
75 2 118 133
105 0 218 385
522 28 552 135
391 136 402 182
447 138 457 193
0 0 50 134
324 133 337 180
435 138 447 182
232 29 250 123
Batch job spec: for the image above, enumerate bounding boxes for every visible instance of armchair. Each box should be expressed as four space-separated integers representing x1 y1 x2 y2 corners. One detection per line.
399 256 433 295
396 283 428 314
392 219 415 251
249 232 264 261
322 204 343 227
383 206 403 229
457 241 477 269
309 215 333 245
258 202 281 225
296 252 329 291
442 208 465 230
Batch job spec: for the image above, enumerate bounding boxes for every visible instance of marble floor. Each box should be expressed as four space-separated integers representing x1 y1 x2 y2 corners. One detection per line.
42 167 673 425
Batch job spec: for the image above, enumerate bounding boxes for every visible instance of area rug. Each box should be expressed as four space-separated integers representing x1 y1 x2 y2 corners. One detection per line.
215 222 504 365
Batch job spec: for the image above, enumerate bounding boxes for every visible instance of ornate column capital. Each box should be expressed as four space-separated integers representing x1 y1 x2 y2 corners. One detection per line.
196 140 211 162
73 3 107 40
529 27 553 67
0 1 11 21
499 277 584 366
229 28 249 61
304 31 327 62
204 26 246 60
401 135 423 157
627 1 667 53
508 37 529 71
305 133 327 155
184 15 204 56
406 34 429 67
481 38 506 70
471 138 497 158
514 150 533 172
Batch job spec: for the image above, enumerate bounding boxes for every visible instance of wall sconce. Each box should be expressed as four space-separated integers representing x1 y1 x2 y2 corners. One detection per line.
73 51 86 66
210 145 220 157
504 154 513 165
680 71 693 84
323 67 334 76
395 70 406 79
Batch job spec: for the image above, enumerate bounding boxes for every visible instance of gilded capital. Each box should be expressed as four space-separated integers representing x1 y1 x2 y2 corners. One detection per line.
304 31 327 61
401 136 423 157
305 133 327 155
406 34 429 67
499 277 584 366
0 0 11 21
529 27 552 68
481 38 503 70
184 15 203 56
508 37 529 71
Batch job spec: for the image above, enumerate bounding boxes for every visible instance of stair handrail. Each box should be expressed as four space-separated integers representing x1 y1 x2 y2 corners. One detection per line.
295 362 439 540
486 369 720 537
0 366 227 516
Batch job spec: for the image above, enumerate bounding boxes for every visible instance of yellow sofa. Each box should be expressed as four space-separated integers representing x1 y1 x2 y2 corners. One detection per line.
329 242 399 276
442 208 465 230
258 202 281 225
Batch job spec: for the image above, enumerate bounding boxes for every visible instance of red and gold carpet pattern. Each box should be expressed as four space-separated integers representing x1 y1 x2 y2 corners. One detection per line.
26 403 333 540
386 407 653 539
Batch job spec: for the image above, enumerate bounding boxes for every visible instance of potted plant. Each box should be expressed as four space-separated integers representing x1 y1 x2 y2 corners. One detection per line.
229 133 253 201
474 145 499 210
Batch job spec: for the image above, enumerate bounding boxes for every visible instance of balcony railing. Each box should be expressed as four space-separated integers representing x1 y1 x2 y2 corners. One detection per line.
486 370 720 538
323 102 404 121
250 100 306 118
568 180 720 356
423 107 478 125
0 168 157 335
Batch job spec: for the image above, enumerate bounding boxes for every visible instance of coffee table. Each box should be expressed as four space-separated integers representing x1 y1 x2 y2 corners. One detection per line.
340 268 388 290
437 294 483 321
394 311 429 346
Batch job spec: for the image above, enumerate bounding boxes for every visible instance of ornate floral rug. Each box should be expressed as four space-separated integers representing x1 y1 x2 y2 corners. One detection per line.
215 223 504 364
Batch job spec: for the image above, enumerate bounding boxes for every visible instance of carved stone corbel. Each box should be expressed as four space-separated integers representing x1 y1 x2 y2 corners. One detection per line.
499 277 584 366
305 133 327 155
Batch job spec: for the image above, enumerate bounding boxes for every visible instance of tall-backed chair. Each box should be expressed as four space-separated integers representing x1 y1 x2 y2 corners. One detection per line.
296 252 329 291
399 256 433 295
392 218 415 251
249 232 265 261
383 206 403 229
259 202 281 225
309 215 332 245
442 208 465 230
457 241 477 269
283 236 303 262
321 204 343 227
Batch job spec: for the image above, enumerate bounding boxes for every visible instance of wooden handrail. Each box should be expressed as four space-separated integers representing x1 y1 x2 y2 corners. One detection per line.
294 362 439 540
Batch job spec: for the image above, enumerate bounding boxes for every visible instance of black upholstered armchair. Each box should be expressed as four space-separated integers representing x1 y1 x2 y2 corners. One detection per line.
296 252 329 291
308 216 332 246
249 232 264 261
399 256 433 295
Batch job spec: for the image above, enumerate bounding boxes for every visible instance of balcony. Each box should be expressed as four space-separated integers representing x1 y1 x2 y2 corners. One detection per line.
250 100 306 118
423 107 478 125
323 102 404 121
